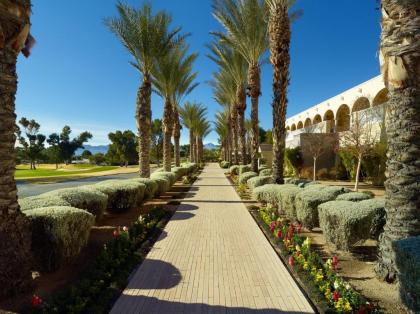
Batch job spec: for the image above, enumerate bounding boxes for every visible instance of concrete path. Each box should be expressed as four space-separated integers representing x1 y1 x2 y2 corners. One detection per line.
111 163 314 314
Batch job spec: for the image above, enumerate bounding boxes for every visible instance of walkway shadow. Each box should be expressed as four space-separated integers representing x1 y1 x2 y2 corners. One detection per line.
127 259 181 290
171 212 195 220
156 230 167 242
176 204 198 211
112 294 314 314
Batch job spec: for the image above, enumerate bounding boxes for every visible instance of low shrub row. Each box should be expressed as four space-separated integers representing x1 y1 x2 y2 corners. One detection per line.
219 161 230 168
229 164 251 175
259 168 272 176
238 171 258 185
247 175 274 190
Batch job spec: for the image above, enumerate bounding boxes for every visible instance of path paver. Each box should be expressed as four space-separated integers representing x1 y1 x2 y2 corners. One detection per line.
111 163 315 314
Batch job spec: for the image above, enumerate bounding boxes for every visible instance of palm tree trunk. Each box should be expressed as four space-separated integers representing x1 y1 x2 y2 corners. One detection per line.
162 97 173 172
195 135 200 164
136 75 152 177
269 4 289 184
236 84 247 165
248 63 260 172
0 1 33 297
375 0 420 283
227 118 232 164
231 105 239 165
173 107 181 167
189 130 194 162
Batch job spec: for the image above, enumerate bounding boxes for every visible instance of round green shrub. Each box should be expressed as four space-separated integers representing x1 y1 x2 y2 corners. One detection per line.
238 171 258 185
91 180 141 212
151 171 176 186
129 178 158 199
229 165 240 175
247 175 274 190
150 176 171 196
19 195 71 211
220 161 230 169
336 192 373 202
238 165 252 175
171 167 188 180
277 184 302 222
259 168 272 176
24 206 94 272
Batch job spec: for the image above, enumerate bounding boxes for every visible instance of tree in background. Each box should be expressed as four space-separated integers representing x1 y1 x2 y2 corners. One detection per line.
55 126 92 165
81 150 92 160
17 118 46 169
106 2 183 177
151 119 163 166
264 129 273 144
0 0 34 297
108 130 137 167
89 153 106 165
214 110 230 161
46 133 61 168
258 127 267 144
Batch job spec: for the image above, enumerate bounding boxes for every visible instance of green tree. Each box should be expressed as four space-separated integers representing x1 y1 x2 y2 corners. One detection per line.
213 0 268 172
46 133 61 168
105 2 183 177
81 150 93 159
151 119 163 166
17 117 46 170
214 110 230 161
108 130 137 167
57 126 92 164
264 129 273 144
89 153 106 165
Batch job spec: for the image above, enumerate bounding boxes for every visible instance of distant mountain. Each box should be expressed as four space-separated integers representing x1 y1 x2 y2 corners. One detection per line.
204 143 219 150
76 144 109 156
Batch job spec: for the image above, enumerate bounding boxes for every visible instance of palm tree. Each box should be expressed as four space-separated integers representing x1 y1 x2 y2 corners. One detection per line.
179 102 207 162
266 0 299 183
153 44 197 171
375 0 420 283
212 0 268 172
208 40 248 165
245 118 253 162
105 2 182 177
195 118 212 163
0 0 33 297
214 110 230 161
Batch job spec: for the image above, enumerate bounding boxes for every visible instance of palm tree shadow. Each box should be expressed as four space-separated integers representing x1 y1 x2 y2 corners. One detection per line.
171 212 195 220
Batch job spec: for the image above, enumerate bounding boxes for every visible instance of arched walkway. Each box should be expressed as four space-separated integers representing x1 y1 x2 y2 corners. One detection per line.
304 118 312 128
352 97 370 112
313 114 322 124
297 121 303 129
323 110 334 133
372 88 389 107
336 104 350 132
291 124 296 131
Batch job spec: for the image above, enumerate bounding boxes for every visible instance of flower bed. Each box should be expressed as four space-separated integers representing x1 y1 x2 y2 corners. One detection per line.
256 205 379 313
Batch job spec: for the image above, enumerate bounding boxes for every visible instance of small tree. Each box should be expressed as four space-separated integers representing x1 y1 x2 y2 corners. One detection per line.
340 109 381 191
108 130 137 167
17 117 46 169
58 126 92 164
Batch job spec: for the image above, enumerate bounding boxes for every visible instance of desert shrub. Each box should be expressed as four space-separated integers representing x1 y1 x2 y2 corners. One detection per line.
129 178 158 199
152 171 176 185
42 187 108 220
393 236 420 312
285 177 310 186
171 167 188 180
182 162 197 174
258 165 268 171
252 184 297 207
238 171 258 184
295 186 349 230
247 175 274 190
91 180 141 212
24 206 94 272
259 168 272 176
19 195 71 211
298 181 321 188
316 168 329 180
362 198 386 239
336 192 372 202
238 165 251 175
318 198 385 251
220 161 230 168
229 165 240 175
277 185 302 222
362 190 375 198
150 176 171 195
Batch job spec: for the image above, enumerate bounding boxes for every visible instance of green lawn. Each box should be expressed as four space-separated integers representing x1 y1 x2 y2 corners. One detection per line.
15 166 118 179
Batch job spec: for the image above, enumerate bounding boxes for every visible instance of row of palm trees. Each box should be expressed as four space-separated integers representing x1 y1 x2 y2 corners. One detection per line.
211 0 420 291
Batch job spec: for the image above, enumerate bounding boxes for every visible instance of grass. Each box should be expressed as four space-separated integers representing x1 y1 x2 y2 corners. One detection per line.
15 165 118 179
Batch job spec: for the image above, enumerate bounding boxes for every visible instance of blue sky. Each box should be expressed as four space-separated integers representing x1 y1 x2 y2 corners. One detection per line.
16 0 381 146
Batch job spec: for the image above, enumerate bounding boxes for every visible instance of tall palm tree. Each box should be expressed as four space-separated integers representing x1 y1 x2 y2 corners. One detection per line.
153 44 197 171
208 40 248 165
105 2 182 177
179 102 207 162
245 118 253 162
213 0 268 172
195 118 211 163
266 0 296 183
375 0 420 283
214 110 230 161
0 0 33 297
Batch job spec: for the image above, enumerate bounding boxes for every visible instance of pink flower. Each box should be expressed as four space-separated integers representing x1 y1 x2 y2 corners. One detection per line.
269 221 276 231
31 295 42 307
288 256 295 266
332 291 339 302
332 255 339 269
297 223 302 233
277 230 283 238
113 230 119 237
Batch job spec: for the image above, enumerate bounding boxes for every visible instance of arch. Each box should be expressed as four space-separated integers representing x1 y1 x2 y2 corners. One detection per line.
291 124 296 131
323 110 334 121
304 118 312 128
372 88 389 107
297 121 303 129
313 114 322 124
286 126 290 131
336 104 350 132
352 96 370 113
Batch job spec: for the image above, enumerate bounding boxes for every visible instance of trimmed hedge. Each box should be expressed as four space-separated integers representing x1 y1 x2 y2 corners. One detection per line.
229 165 240 175
277 184 302 222
247 175 274 190
19 195 71 211
171 167 188 180
252 184 297 206
336 192 372 202
91 180 141 212
393 236 420 312
152 171 176 185
150 176 171 196
238 171 258 185
295 186 349 230
259 168 272 176
220 161 230 168
285 178 310 186
24 206 94 272
318 198 386 251
182 162 197 174
42 187 108 220
129 178 158 199
238 165 252 175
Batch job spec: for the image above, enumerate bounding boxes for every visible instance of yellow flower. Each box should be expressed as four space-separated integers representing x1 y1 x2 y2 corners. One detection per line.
295 244 301 252
303 262 309 270
315 272 324 282
324 288 331 298
303 237 311 248
344 301 352 312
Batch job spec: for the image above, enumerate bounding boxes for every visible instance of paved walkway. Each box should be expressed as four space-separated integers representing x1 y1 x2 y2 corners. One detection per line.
111 163 314 314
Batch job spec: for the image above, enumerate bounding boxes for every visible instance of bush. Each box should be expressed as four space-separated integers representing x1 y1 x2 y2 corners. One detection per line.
362 190 375 198
295 186 349 230
252 184 297 206
42 187 108 220
129 178 158 199
393 236 420 312
171 167 188 180
229 165 240 175
285 177 310 186
19 195 71 211
238 171 258 185
336 192 373 202
91 180 142 212
316 168 329 180
24 206 94 272
182 162 197 174
238 165 252 175
220 161 230 168
277 184 302 222
300 167 313 180
318 198 385 251
150 176 171 195
152 171 176 185
247 175 274 190
259 168 272 176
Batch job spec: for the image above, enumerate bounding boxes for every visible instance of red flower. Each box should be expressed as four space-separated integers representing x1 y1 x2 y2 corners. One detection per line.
367 302 374 310
277 230 283 238
355 305 367 314
113 230 119 237
297 223 302 233
269 221 277 231
332 291 340 302
31 295 43 307
332 255 339 269
288 256 295 266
